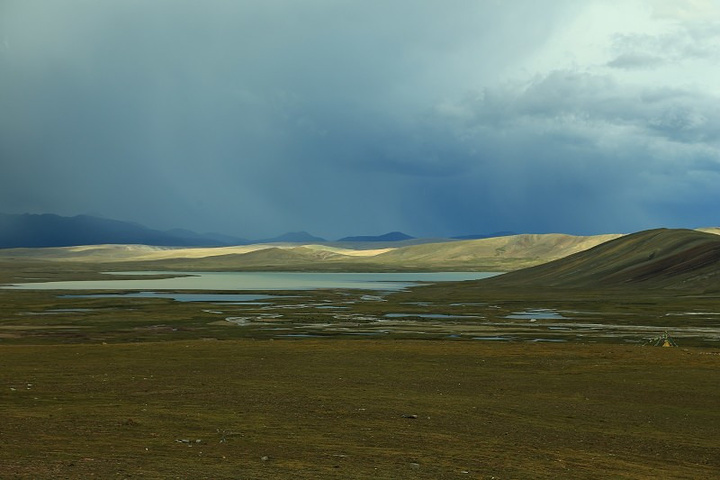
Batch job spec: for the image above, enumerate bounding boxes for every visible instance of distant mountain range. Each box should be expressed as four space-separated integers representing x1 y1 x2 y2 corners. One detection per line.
3 216 720 291
255 231 327 244
0 214 337 248
337 232 414 242
0 212 517 248
0 213 247 248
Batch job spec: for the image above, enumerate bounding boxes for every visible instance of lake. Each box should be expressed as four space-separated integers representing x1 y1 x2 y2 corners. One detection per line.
4 271 501 292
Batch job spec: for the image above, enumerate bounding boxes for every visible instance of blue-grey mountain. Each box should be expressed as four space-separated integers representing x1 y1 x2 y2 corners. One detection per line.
0 213 247 248
337 232 414 242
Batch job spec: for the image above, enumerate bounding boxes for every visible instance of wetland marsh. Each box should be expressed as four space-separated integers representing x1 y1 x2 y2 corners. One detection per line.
2 270 719 346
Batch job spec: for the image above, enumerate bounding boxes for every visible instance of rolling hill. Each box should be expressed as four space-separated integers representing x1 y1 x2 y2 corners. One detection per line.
3 228 720 286
481 228 720 291
0 232 624 272
367 233 622 271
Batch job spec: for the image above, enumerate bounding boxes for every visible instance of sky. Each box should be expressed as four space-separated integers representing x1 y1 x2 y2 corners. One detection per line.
2 0 720 240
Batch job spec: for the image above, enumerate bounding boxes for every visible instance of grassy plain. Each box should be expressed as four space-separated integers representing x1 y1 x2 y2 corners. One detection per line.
1 259 720 478
2 340 719 479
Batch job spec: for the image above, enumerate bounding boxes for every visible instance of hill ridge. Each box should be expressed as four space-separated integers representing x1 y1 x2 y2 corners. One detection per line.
0 231 624 272
482 228 720 291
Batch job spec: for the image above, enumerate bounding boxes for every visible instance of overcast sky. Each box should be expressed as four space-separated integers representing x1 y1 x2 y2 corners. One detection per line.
2 0 720 239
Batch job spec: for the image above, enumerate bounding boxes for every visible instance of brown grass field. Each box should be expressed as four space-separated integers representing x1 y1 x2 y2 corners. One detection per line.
2 339 719 479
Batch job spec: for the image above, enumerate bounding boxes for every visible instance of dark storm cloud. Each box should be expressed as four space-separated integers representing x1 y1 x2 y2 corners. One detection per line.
414 65 720 233
1 0 719 239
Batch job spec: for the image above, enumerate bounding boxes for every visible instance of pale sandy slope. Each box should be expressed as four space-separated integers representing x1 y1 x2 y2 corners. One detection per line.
0 243 392 262
362 233 624 270
6 228 719 264
0 233 622 271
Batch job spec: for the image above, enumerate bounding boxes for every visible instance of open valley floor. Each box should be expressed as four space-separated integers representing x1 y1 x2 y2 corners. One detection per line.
1 237 720 478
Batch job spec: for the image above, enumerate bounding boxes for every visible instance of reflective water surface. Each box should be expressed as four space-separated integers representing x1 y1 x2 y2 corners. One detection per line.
5 271 501 291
